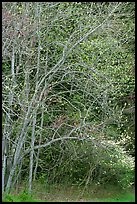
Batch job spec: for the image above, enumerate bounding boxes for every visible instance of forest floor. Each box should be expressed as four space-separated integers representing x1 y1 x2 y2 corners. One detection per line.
2 182 135 202
34 183 135 202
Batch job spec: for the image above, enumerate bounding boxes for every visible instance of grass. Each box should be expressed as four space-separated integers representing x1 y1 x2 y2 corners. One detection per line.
2 190 47 202
96 192 135 202
2 182 135 202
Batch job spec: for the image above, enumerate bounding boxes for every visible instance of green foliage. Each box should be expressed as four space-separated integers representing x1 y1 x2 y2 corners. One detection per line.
38 173 47 184
96 144 134 188
2 2 134 192
2 61 11 75
2 189 46 202
96 192 135 202
35 138 134 189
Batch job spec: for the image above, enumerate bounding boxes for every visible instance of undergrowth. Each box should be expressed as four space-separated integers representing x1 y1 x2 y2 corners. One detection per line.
2 182 135 202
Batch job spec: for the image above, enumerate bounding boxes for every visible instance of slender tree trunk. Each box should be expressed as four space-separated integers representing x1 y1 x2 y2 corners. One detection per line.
2 135 7 193
3 47 15 192
33 107 44 180
29 111 37 193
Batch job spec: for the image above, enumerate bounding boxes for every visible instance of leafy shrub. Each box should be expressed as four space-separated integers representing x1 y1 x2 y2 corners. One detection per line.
96 142 134 189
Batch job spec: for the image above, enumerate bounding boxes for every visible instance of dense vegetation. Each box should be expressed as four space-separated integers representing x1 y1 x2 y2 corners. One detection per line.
2 2 135 199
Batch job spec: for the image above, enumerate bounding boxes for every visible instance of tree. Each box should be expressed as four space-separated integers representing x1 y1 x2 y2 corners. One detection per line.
2 2 135 193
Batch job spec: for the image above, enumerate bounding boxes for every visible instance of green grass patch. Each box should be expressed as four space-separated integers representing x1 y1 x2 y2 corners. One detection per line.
2 190 47 202
96 192 135 202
